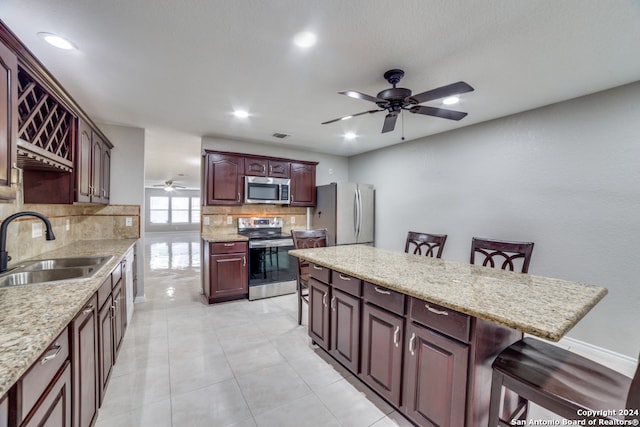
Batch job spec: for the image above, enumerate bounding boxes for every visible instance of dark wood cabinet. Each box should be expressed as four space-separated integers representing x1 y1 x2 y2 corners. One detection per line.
204 153 244 205
308 277 331 350
112 281 125 357
329 288 360 373
361 302 404 406
0 393 7 427
75 120 111 204
290 162 316 207
403 323 469 427
71 295 99 427
22 362 72 427
203 241 248 303
97 294 114 406
0 39 17 201
244 157 290 178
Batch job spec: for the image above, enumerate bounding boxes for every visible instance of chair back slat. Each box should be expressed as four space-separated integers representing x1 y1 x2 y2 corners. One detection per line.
404 231 447 258
470 237 534 273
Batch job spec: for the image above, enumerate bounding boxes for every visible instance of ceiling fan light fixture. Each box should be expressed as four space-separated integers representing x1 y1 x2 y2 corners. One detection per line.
442 96 459 105
38 32 77 50
233 109 249 118
293 31 316 48
344 132 357 140
340 115 353 121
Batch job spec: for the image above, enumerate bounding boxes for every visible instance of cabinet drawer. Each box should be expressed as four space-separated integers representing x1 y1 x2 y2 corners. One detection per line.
111 261 122 288
210 241 247 254
309 263 330 284
17 327 70 423
363 282 405 316
409 297 470 343
332 271 361 297
97 275 112 309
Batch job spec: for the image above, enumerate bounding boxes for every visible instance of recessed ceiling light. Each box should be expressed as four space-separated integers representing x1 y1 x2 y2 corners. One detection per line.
344 132 357 140
233 109 249 118
442 96 459 105
293 31 317 48
37 32 77 50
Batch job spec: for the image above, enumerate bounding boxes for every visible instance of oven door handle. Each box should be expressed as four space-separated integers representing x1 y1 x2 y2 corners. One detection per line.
249 239 294 249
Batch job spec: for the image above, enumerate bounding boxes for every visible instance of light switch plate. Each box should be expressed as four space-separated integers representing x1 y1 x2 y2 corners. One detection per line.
66 219 70 231
204 217 210 225
125 217 132 227
290 216 296 224
32 222 43 238
227 216 233 225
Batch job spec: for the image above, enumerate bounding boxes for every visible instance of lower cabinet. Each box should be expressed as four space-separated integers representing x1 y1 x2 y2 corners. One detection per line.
22 362 72 427
71 295 99 427
329 288 360 373
403 322 469 427
0 394 7 427
203 241 248 303
112 280 126 357
361 302 404 406
308 277 330 350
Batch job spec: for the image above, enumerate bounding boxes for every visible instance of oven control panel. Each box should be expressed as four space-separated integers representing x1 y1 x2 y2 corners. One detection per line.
238 217 283 229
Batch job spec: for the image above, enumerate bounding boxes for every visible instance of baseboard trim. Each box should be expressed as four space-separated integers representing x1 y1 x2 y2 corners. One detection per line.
559 336 637 376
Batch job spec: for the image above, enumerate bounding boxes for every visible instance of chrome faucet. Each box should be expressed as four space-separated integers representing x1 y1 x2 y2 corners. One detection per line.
0 211 56 273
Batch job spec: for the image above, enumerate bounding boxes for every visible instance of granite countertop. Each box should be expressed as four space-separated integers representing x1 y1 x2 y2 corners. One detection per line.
0 239 137 397
201 232 248 243
289 245 607 342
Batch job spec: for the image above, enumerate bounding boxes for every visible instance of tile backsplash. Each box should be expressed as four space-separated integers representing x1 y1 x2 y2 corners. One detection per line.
0 203 140 267
202 205 308 235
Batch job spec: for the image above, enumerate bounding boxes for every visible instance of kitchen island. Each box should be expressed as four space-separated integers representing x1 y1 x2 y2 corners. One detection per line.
289 244 607 426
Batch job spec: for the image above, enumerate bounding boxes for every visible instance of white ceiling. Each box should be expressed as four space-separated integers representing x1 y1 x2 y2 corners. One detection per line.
2 1 640 189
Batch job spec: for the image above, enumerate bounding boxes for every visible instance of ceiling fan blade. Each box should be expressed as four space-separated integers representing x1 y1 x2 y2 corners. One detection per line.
381 113 398 133
321 109 383 125
410 105 468 121
338 90 388 104
409 81 474 104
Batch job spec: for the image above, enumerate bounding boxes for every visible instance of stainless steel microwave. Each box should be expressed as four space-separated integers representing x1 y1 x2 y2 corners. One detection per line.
244 176 291 204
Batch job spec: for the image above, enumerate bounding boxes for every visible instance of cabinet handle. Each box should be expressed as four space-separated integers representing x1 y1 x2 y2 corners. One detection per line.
393 326 400 347
111 305 116 319
243 256 246 267
82 304 94 315
374 287 391 295
409 332 416 356
224 243 235 247
237 192 241 201
312 265 323 271
322 293 327 307
41 343 62 364
331 296 336 311
338 274 351 281
425 304 449 316
269 165 273 174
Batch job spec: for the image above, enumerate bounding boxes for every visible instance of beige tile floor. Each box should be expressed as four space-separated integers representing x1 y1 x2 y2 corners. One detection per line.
95 232 413 427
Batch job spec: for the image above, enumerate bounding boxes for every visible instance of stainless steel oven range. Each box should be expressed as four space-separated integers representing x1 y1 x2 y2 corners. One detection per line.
237 217 296 300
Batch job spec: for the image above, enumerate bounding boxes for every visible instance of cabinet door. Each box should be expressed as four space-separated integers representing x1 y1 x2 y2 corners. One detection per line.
0 41 17 197
98 296 114 406
75 120 92 202
72 295 99 427
308 277 330 350
244 157 267 176
204 153 244 205
403 323 469 427
91 131 103 202
100 143 111 203
361 303 404 406
209 252 248 299
267 160 290 178
289 162 316 206
22 362 72 427
0 393 7 427
330 288 360 373
112 282 125 358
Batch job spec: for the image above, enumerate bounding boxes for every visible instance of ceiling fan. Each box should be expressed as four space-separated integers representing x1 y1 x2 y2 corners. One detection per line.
322 69 474 133
153 180 186 192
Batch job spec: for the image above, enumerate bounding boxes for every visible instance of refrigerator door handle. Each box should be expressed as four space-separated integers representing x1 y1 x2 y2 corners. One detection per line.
356 188 362 240
353 191 358 239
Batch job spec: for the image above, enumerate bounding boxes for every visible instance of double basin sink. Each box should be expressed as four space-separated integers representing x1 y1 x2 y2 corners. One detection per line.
0 256 112 288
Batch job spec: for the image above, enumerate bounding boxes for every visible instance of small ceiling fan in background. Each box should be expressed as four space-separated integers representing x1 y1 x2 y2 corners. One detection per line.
322 69 474 133
153 180 186 192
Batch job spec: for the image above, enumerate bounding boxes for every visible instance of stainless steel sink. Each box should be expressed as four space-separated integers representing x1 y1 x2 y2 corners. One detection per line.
0 256 112 288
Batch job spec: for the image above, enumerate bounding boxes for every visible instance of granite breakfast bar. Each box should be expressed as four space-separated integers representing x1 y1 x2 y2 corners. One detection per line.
289 244 608 427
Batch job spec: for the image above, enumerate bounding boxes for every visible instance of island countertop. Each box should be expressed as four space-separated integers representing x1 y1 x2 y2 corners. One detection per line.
0 239 137 398
289 245 607 342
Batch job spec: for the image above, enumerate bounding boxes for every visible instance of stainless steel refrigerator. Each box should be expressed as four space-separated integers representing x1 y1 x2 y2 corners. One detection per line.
313 183 374 246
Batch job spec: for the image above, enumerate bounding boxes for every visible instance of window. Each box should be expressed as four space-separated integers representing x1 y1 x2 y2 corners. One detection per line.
149 195 200 225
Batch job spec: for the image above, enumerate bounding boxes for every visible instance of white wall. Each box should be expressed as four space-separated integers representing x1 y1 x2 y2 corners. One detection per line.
100 123 146 298
349 81 640 357
201 136 349 185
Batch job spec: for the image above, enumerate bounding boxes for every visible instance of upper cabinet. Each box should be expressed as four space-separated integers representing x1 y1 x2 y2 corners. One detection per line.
0 38 17 201
203 150 317 207
244 157 290 178
204 152 245 205
1 21 113 205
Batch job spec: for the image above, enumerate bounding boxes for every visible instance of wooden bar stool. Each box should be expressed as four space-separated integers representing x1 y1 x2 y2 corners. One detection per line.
488 337 640 425
404 231 447 258
291 229 328 325
470 237 534 273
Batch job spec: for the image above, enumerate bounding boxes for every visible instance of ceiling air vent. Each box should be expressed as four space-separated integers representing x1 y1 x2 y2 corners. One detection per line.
272 133 290 139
